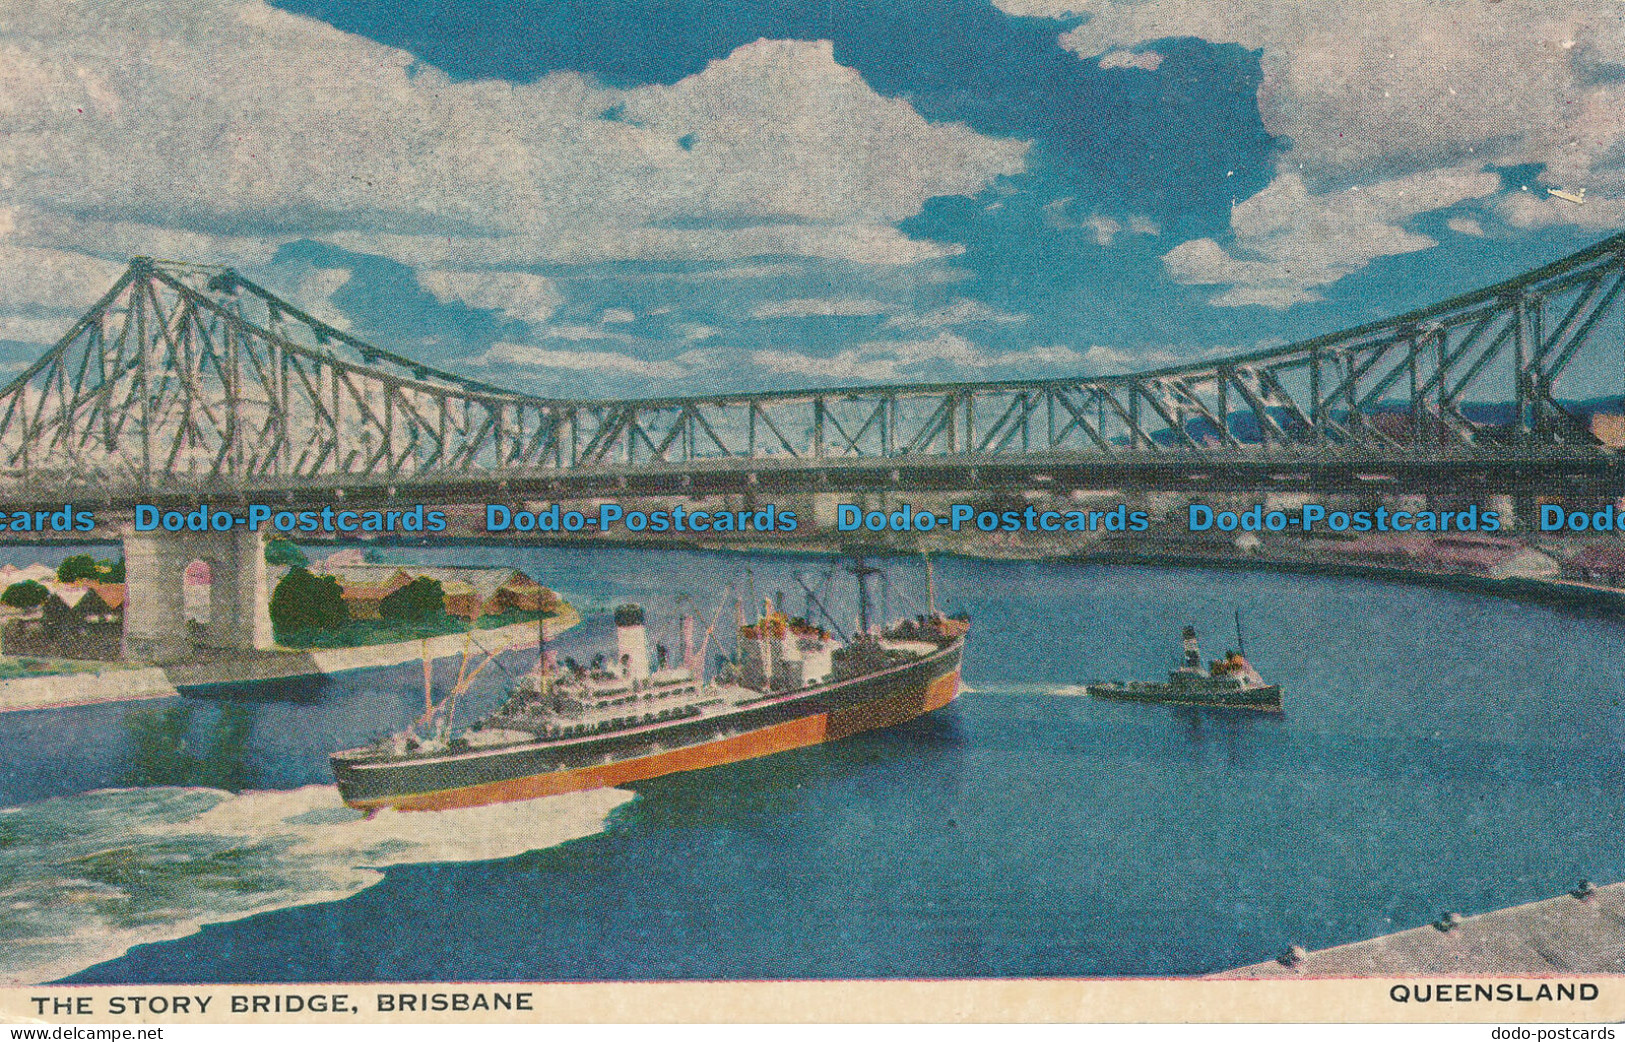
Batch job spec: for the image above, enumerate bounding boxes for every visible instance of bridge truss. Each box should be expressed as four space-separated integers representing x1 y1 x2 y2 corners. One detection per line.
0 233 1622 502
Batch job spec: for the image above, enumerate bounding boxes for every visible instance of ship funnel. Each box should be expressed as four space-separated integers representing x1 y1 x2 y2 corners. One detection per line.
681 614 696 673
1182 625 1200 669
615 604 650 681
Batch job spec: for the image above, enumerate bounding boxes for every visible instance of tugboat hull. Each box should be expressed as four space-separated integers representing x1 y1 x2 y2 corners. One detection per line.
1085 681 1282 713
333 639 964 812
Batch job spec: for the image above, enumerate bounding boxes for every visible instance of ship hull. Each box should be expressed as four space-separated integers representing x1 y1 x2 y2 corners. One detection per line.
334 638 964 812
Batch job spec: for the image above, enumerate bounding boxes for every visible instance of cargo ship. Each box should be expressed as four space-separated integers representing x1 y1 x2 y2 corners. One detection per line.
1085 623 1282 712
331 561 968 811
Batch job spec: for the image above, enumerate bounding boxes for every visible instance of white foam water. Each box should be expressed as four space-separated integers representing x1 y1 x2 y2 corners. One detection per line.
961 682 1093 698
0 784 635 984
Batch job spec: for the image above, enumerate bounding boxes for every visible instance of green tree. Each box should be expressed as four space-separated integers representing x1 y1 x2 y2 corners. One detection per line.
264 540 308 567
57 554 99 583
269 567 349 632
102 558 125 583
379 576 445 623
2 580 49 609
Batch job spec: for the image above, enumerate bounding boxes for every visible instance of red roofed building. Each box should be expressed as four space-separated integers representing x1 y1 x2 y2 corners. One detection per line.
1564 544 1625 586
1421 536 1558 579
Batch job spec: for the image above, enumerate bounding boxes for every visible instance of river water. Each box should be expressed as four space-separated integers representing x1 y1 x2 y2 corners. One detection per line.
2 545 1622 982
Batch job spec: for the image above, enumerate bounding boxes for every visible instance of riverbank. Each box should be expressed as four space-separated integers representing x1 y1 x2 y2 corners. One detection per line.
1071 548 1625 612
0 604 579 713
649 532 1625 615
6 529 1622 712
659 530 1625 614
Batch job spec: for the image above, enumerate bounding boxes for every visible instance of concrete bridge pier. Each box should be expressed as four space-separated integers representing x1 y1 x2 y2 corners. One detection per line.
122 527 274 664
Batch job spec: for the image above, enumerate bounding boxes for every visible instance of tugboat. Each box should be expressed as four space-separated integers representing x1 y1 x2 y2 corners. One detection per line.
331 558 968 811
1086 619 1282 713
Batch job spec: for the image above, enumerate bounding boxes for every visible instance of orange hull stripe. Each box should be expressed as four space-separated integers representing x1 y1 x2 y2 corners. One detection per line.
363 667 962 813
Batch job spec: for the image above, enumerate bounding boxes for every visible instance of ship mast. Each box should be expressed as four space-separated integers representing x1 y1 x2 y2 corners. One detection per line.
794 569 847 641
536 594 550 695
421 638 433 720
848 555 881 636
694 584 735 686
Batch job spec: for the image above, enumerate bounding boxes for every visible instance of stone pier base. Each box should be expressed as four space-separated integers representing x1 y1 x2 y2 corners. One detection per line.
122 527 273 663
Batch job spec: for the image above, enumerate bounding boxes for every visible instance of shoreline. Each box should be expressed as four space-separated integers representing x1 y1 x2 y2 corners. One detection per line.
0 606 579 714
22 531 1625 614
6 534 1622 714
643 535 1625 614
1058 549 1625 611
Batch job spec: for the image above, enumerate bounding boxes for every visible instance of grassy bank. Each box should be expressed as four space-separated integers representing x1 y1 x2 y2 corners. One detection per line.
0 656 142 679
274 608 557 650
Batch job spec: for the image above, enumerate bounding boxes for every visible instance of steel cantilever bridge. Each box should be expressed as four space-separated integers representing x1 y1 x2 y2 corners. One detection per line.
2 233 1624 509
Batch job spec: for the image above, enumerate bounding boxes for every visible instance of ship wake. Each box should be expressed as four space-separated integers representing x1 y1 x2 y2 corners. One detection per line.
0 783 635 985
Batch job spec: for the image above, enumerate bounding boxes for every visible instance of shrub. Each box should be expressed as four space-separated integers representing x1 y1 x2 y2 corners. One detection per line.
270 568 349 632
2 580 49 609
56 554 122 583
56 555 99 583
379 576 445 623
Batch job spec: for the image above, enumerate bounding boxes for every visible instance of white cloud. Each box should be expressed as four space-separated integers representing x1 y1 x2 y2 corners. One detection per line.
0 212 125 345
473 341 689 379
998 0 1625 295
0 208 125 315
0 5 1024 287
1004 1 1625 188
1041 199 1161 243
535 324 633 343
751 332 1088 383
327 222 963 268
1097 50 1163 72
1446 216 1486 237
417 270 563 325
583 262 809 284
290 268 353 329
16 209 286 275
749 297 890 320
1161 165 1500 307
1084 215 1123 246
0 314 76 344
599 308 635 325
0 244 121 317
885 299 1027 329
676 324 723 342
1497 188 1625 232
676 263 807 282
1078 343 1190 373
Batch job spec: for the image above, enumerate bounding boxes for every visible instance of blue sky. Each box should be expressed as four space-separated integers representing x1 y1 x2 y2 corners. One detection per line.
1 1 1622 398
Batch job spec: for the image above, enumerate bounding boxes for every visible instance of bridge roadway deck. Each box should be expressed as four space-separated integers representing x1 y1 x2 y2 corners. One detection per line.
1214 882 1625 977
0 446 1618 511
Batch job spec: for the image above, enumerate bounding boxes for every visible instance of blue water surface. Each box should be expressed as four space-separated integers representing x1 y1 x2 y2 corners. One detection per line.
3 547 1621 981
